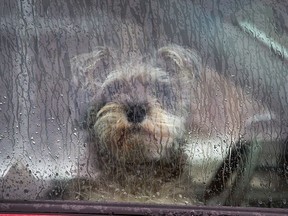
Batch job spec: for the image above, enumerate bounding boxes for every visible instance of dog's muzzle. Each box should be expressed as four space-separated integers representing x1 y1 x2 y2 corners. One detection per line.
92 101 185 163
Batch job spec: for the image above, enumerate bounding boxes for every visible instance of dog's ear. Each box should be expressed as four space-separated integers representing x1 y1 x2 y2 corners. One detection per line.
70 47 113 92
157 45 202 81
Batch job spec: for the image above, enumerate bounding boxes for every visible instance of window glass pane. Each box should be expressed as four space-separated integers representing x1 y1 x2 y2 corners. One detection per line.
0 0 287 209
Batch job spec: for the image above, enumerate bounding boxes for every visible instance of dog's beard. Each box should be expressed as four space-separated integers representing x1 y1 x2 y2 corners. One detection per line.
93 102 185 164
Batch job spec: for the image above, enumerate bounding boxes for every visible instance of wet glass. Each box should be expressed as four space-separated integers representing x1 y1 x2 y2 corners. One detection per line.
0 0 287 210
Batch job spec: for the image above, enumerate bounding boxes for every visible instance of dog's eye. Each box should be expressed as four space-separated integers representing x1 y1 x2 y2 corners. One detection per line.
156 83 172 97
103 81 126 97
155 83 177 110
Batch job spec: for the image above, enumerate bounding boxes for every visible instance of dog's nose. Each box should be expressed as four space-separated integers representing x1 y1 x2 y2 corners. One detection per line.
126 104 147 123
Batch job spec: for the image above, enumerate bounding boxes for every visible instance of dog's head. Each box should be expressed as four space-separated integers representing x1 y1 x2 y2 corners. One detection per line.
71 45 201 164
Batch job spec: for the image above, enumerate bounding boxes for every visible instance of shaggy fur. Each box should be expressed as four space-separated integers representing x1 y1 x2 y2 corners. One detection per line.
51 45 275 204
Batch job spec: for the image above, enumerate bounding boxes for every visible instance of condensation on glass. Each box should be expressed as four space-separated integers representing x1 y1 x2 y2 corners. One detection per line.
0 0 287 208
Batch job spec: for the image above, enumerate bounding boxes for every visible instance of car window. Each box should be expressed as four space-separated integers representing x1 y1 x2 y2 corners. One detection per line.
0 0 287 211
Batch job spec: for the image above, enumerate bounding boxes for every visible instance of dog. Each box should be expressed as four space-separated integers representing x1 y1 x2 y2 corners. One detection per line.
52 44 276 204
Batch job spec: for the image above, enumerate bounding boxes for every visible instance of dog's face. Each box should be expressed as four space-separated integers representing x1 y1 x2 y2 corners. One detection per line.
71 46 200 164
